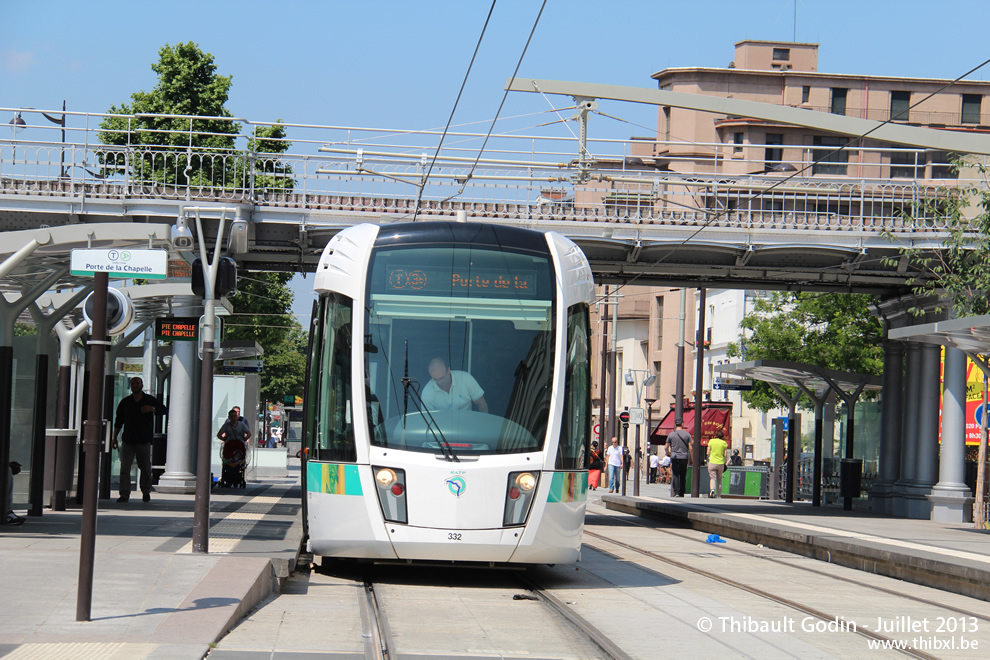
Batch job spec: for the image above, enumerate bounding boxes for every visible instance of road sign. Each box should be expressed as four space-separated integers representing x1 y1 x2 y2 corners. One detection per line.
629 407 645 425
70 248 168 279
222 359 263 373
714 376 754 391
593 423 601 438
619 410 630 424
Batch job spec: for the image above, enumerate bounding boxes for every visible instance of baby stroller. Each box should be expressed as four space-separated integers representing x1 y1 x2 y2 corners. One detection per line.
219 437 248 488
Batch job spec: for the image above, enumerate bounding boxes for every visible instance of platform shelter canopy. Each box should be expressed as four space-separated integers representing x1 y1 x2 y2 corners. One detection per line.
714 359 881 397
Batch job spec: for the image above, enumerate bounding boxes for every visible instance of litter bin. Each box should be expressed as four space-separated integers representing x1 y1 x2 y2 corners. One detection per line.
839 458 862 499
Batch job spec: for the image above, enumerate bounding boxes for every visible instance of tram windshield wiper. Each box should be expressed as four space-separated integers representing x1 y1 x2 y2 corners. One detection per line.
399 340 458 461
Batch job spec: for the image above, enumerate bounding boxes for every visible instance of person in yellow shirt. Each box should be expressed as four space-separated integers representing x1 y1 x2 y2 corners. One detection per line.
706 430 729 498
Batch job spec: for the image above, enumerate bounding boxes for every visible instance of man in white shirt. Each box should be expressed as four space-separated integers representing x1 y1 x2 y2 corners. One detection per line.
605 436 624 493
421 357 489 413
649 452 660 483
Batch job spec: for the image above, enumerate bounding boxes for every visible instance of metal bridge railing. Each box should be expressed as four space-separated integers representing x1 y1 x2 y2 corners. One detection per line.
0 107 977 231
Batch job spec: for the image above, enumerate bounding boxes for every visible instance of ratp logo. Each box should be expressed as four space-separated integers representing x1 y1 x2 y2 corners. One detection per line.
445 476 467 498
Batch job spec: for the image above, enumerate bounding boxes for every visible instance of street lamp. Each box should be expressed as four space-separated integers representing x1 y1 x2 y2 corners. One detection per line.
8 103 68 177
626 369 657 495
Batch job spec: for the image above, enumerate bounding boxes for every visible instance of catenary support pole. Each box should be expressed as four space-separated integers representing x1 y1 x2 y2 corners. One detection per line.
77 271 108 622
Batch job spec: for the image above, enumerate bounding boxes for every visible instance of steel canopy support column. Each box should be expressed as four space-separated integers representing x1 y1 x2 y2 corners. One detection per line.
908 344 942 518
28 287 91 516
872 340 904 515
767 382 801 503
894 342 922 517
929 346 973 522
691 288 706 498
795 382 828 507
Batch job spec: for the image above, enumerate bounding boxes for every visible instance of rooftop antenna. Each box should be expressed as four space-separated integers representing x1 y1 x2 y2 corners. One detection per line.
794 0 797 43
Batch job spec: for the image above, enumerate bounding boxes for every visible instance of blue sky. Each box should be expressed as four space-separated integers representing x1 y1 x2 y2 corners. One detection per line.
4 0 990 323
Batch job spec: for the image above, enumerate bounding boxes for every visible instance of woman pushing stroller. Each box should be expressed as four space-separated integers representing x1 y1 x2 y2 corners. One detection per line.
217 408 251 488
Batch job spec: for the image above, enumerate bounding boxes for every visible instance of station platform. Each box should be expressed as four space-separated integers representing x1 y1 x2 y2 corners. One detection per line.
0 472 304 660
601 479 990 602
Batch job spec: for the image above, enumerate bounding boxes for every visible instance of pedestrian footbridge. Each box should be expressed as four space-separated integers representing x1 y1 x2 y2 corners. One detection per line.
0 102 977 295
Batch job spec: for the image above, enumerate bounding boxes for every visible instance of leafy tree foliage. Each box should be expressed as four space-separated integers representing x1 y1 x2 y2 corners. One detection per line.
726 292 883 411
98 42 292 192
885 164 990 317
223 273 306 402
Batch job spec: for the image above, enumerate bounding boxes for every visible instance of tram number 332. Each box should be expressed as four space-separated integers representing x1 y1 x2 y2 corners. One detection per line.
447 533 463 541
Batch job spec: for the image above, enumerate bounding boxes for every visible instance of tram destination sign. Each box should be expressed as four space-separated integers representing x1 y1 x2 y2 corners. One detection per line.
385 266 539 298
70 248 168 279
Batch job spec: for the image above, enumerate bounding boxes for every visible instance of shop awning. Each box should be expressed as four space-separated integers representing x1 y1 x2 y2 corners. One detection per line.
650 402 732 447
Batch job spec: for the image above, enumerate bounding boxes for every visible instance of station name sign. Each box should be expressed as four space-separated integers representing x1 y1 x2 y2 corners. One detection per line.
156 317 199 341
70 249 168 279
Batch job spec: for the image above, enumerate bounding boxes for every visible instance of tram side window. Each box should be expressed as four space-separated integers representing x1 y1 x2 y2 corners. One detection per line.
556 304 590 470
302 298 326 458
314 294 356 462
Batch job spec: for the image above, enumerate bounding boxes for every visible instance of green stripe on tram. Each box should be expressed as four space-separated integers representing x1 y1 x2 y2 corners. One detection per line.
307 462 364 495
547 471 588 503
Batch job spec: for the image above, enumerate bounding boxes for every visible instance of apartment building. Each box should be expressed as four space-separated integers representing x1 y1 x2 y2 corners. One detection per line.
591 40 990 464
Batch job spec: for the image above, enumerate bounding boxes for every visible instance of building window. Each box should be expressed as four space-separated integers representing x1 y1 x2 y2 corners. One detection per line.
962 94 982 124
801 86 810 104
733 132 744 153
812 136 848 175
890 91 911 121
929 151 958 179
830 88 847 116
889 146 921 178
764 133 783 168
772 48 790 61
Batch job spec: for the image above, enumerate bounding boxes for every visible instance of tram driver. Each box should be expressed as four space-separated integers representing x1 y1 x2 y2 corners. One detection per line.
421 357 489 413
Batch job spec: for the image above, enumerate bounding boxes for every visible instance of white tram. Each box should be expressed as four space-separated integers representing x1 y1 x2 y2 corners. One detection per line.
302 221 594 564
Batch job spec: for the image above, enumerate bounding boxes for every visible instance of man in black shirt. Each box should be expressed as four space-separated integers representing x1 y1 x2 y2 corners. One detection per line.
111 377 166 503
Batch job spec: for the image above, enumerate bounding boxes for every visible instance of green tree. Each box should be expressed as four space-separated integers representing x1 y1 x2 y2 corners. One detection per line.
223 273 306 402
98 42 292 192
885 164 990 317
726 292 884 411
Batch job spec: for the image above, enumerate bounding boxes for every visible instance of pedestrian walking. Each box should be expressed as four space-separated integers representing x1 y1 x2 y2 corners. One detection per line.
649 452 659 484
111 377 166 503
605 437 623 493
707 430 729 498
665 419 692 497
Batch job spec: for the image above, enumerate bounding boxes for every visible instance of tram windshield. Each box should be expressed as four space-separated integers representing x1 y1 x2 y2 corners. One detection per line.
364 241 556 456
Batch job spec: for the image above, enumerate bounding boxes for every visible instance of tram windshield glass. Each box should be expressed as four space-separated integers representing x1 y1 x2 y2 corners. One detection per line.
365 241 556 455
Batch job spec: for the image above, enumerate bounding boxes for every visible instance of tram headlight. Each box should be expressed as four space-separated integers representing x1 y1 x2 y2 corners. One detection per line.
515 472 537 492
503 470 541 527
376 468 397 487
372 466 407 524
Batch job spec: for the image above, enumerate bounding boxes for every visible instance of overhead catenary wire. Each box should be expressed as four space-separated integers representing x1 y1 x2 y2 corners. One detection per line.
412 1 498 222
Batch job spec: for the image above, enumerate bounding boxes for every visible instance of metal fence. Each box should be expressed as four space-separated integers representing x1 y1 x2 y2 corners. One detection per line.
0 106 978 231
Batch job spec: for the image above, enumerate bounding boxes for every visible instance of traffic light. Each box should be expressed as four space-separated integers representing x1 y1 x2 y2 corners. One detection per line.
191 257 238 298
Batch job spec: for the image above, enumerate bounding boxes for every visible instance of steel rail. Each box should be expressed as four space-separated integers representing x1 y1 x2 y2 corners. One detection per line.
361 580 395 660
583 529 941 660
515 572 630 660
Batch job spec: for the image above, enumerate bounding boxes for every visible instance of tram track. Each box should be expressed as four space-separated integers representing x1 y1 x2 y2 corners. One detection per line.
514 572 629 660
361 579 396 660
582 520 965 660
346 564 610 660
592 509 990 625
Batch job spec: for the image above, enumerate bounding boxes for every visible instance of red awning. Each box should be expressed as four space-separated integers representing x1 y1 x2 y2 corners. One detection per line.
649 403 732 447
